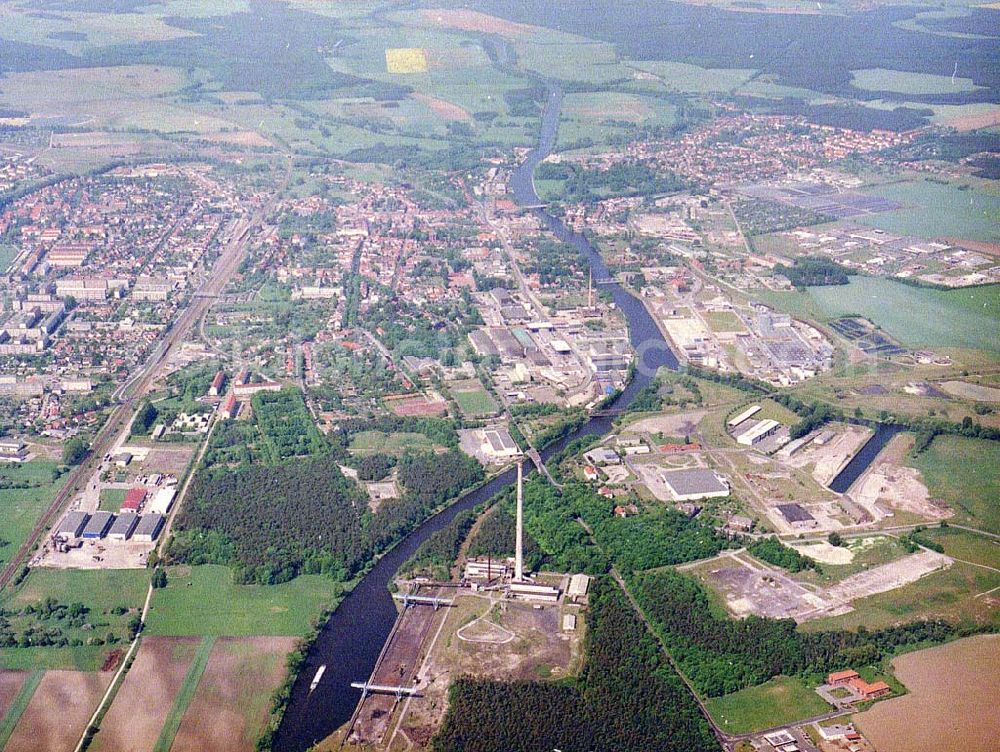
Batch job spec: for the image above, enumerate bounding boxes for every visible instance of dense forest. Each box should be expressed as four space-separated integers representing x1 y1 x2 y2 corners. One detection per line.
433 578 718 752
561 482 734 573
170 458 368 584
400 509 476 580
632 568 962 697
171 442 483 584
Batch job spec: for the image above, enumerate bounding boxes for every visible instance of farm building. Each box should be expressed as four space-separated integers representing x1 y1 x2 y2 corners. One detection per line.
660 468 730 502
82 511 114 540
736 418 781 446
55 511 90 539
828 669 861 686
562 614 577 631
132 514 165 542
107 514 138 541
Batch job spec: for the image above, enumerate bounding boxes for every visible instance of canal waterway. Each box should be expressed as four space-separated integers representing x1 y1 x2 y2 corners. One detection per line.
273 75 893 749
273 79 677 751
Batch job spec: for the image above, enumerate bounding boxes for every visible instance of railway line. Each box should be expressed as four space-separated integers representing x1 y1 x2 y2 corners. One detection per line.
0 163 289 591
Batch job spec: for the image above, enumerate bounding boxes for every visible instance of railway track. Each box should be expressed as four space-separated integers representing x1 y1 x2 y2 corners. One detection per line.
0 167 286 591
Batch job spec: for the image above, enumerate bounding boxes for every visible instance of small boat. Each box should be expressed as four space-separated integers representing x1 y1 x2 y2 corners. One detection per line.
310 665 326 692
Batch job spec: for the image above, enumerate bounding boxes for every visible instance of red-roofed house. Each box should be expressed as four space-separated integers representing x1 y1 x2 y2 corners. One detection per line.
828 670 860 686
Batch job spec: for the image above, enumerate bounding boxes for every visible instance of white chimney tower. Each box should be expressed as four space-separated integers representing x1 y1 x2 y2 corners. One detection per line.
515 457 524 582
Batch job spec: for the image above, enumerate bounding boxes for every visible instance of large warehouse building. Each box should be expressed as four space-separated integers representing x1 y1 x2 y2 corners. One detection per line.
660 468 731 502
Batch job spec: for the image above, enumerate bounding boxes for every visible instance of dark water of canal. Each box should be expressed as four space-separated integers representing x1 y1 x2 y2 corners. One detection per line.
273 79 677 751
272 70 892 749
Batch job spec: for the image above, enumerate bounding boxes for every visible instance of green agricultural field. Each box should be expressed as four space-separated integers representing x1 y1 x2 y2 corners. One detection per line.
0 460 69 569
0 670 43 750
705 675 830 734
855 180 1000 242
152 636 216 752
851 68 982 95
760 278 1000 353
557 90 676 151
453 388 498 417
143 565 340 636
348 430 436 456
98 488 126 512
912 436 1000 534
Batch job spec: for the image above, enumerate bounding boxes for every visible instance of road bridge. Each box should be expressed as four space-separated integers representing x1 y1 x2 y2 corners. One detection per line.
349 683 421 700
392 593 454 610
525 448 561 489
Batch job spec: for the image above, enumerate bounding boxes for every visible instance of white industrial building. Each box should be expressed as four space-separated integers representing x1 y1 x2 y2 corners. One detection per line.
660 468 731 502
736 418 781 446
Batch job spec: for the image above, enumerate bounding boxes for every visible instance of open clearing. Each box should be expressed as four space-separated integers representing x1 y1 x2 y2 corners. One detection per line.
802 560 1000 631
938 380 1000 401
170 636 295 752
911 435 1000 534
412 92 471 121
415 8 538 38
348 430 437 456
855 180 1000 242
699 549 952 622
144 564 337 637
706 675 829 735
0 460 67 569
4 670 111 752
855 634 1000 752
391 592 583 748
90 637 202 752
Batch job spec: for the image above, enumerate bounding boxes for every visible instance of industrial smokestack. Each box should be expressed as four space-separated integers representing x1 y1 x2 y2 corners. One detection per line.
515 457 524 582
